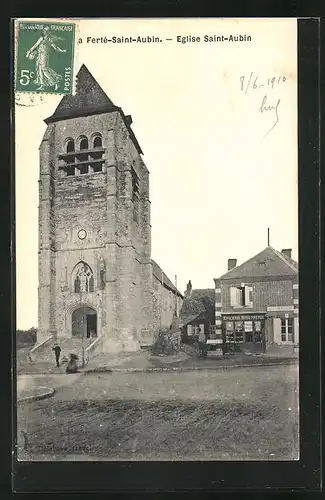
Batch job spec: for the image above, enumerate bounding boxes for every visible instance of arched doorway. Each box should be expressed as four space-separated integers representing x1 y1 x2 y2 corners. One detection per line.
72 306 97 338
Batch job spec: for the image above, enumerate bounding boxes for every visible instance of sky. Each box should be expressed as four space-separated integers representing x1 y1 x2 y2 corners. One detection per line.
15 18 298 329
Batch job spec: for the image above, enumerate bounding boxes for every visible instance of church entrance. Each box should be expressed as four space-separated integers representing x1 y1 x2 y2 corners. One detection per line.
72 306 97 338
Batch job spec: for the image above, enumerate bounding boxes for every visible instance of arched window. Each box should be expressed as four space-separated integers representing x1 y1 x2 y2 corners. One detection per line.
93 136 102 148
79 137 89 150
73 262 94 293
66 139 75 153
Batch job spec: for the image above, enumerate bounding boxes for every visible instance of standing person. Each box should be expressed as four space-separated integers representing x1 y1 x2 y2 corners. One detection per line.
198 327 207 358
52 344 61 367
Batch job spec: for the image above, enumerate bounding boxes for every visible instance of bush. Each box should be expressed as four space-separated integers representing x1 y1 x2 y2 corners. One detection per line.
16 328 37 347
151 328 181 356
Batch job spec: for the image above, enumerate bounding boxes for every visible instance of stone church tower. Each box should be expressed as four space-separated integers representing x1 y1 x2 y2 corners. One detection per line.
38 65 154 353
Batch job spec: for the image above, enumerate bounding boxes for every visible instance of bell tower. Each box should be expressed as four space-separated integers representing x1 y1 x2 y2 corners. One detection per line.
38 65 153 353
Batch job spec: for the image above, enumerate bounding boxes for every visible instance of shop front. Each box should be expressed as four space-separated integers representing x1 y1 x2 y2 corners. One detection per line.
266 306 297 345
222 313 266 353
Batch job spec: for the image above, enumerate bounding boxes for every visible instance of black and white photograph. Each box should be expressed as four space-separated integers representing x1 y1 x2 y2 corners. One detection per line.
14 17 299 463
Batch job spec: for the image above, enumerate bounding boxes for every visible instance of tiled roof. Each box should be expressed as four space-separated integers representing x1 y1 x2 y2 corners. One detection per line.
218 246 298 280
47 65 116 120
273 248 298 271
44 65 143 154
151 259 183 297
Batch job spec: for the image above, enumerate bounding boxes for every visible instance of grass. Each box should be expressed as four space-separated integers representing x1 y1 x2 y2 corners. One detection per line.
23 399 298 460
18 366 299 461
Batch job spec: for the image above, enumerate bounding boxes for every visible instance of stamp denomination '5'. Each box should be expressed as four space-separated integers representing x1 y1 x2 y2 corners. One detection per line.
15 21 75 95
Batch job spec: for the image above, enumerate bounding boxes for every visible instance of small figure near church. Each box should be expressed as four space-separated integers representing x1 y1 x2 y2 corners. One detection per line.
52 343 61 367
198 327 207 358
66 353 79 374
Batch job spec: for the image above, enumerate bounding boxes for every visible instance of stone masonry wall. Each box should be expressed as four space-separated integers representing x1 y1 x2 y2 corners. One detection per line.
152 274 183 337
38 105 179 353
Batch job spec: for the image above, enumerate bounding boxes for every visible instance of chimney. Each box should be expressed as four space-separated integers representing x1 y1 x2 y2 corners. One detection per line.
228 259 237 271
125 114 133 125
281 249 292 259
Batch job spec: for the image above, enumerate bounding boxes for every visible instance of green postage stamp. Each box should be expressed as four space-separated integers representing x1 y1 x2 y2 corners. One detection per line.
15 20 76 95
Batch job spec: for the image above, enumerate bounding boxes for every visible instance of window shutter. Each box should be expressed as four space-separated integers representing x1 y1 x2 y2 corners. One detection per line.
238 288 243 306
273 318 282 344
230 287 238 307
294 317 299 344
245 286 253 307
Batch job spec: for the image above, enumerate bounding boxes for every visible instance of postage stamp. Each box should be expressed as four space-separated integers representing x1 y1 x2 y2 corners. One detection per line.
14 20 76 95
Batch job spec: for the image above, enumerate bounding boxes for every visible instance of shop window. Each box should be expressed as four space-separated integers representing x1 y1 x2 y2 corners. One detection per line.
230 285 253 307
281 318 294 342
234 321 244 342
244 321 253 342
225 321 234 342
254 320 261 331
245 332 253 342
226 331 235 342
244 321 253 332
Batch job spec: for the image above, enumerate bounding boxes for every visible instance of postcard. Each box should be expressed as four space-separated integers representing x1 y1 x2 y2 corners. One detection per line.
14 17 299 462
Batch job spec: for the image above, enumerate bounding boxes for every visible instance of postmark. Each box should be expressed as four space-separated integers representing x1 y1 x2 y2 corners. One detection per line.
15 20 76 95
15 92 48 107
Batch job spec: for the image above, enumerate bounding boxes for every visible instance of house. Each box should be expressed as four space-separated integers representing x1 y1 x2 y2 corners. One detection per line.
179 285 215 344
214 247 299 353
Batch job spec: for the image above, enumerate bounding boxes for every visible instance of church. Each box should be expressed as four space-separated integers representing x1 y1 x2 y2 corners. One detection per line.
38 65 183 355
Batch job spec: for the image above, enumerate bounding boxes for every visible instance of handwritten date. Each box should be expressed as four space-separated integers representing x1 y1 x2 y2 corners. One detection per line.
240 72 286 94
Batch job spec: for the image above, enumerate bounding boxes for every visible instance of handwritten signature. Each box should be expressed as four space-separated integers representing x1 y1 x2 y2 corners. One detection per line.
258 94 281 139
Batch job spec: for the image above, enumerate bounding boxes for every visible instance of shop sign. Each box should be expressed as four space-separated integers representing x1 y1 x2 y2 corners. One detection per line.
267 306 294 312
223 314 265 321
